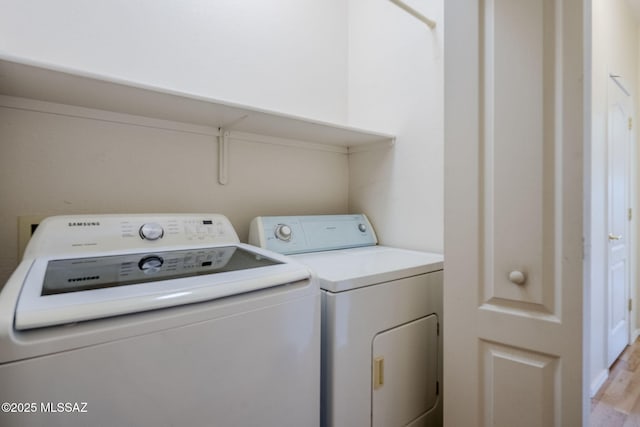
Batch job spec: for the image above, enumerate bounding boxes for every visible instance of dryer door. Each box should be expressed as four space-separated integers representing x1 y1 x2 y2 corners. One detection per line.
372 314 439 427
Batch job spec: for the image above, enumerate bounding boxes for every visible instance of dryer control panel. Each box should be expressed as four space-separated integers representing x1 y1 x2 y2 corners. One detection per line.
249 214 378 255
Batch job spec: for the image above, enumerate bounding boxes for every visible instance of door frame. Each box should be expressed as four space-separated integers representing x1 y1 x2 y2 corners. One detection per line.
606 73 632 366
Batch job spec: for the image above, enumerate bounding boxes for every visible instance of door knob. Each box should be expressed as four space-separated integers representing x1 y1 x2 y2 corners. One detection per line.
509 270 527 285
608 233 623 241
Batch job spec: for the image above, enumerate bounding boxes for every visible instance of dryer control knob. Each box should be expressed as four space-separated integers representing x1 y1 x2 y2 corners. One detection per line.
139 223 164 240
358 223 367 233
274 224 292 241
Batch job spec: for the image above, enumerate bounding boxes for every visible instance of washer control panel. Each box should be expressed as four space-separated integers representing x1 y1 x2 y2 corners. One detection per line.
24 214 240 258
249 214 378 255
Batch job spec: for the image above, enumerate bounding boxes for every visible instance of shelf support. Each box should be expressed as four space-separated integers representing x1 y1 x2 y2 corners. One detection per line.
218 129 230 185
388 0 436 29
610 74 631 96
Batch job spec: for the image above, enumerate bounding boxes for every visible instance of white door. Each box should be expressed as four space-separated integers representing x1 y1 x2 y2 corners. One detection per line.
607 75 631 366
444 0 586 426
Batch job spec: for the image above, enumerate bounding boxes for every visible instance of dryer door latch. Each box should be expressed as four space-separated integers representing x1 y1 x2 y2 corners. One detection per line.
373 356 385 389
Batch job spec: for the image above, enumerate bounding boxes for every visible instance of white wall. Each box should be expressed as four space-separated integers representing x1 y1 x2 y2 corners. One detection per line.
590 0 639 396
347 0 444 252
0 102 349 283
0 0 353 285
0 0 348 124
0 0 447 287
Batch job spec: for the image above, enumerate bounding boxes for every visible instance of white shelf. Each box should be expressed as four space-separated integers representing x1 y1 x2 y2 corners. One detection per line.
0 55 395 148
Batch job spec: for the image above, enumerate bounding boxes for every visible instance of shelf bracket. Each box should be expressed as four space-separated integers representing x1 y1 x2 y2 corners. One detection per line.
218 129 230 185
388 0 436 29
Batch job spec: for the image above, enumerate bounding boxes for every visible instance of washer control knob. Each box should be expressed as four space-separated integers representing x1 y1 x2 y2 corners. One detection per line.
139 223 164 240
274 224 292 241
138 255 164 273
358 223 367 233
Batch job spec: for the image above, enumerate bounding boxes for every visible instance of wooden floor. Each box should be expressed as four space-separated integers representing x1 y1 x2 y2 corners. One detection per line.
591 339 640 426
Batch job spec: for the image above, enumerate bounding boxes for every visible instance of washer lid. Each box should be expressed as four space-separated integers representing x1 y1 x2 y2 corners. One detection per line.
293 246 443 292
14 243 311 330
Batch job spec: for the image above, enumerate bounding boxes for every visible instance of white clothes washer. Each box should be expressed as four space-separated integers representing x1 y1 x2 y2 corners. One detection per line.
249 214 443 427
0 214 320 427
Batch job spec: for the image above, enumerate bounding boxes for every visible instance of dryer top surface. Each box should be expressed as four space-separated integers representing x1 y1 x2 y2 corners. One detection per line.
294 246 443 292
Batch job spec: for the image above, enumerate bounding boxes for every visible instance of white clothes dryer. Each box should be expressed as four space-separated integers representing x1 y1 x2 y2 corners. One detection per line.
0 214 320 427
249 214 443 427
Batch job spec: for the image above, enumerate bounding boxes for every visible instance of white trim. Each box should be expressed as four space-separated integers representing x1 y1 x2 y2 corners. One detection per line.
589 369 609 397
231 131 395 154
0 94 219 137
0 95 392 156
230 131 348 154
348 138 396 153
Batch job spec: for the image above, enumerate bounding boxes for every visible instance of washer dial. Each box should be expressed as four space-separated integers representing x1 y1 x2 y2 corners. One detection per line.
138 255 164 273
139 222 164 240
